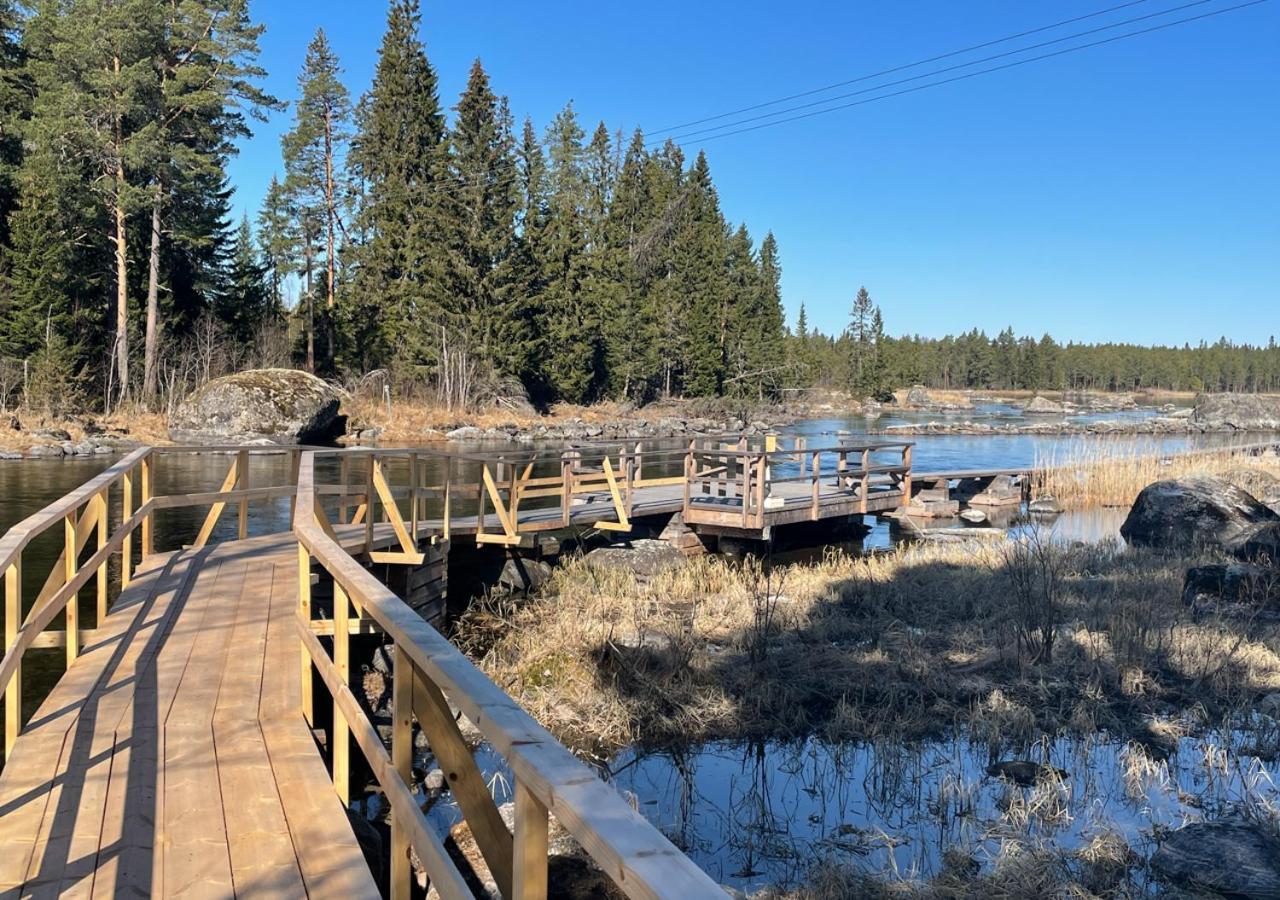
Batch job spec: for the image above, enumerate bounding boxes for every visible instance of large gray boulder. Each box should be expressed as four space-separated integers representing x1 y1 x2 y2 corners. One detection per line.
1191 393 1280 431
1022 395 1065 415
584 539 686 580
1120 477 1279 552
1152 822 1280 899
169 369 346 444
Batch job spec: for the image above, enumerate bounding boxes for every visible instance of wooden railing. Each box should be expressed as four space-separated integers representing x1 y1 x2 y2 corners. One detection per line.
295 449 724 899
684 438 914 528
0 445 304 760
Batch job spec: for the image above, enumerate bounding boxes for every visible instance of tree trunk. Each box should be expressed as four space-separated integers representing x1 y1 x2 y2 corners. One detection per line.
304 236 315 373
143 186 162 404
113 179 129 402
323 111 336 368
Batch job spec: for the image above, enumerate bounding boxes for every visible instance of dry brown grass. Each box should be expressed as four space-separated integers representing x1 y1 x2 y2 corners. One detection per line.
1033 440 1280 510
453 538 1280 756
0 406 171 450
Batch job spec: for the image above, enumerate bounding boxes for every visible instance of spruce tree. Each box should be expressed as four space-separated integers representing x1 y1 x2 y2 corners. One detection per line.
256 174 295 316
428 60 519 379
217 215 270 345
674 151 728 397
348 0 443 370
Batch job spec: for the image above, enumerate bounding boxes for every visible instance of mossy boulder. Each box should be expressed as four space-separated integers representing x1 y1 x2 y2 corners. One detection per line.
169 369 346 444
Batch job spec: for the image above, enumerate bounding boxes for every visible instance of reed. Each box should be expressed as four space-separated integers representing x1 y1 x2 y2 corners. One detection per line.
1031 438 1280 510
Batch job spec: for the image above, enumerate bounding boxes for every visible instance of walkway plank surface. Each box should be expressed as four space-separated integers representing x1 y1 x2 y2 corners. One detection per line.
0 537 378 900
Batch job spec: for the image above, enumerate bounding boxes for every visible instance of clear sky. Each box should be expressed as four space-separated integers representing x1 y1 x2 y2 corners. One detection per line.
227 0 1280 346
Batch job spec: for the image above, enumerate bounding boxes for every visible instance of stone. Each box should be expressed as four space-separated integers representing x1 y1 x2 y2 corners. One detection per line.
169 368 346 444
1191 393 1280 432
1152 821 1280 900
496 558 553 594
1028 496 1063 515
444 425 484 441
1182 563 1278 607
1022 395 1065 415
34 427 71 441
986 760 1067 786
959 508 988 524
27 444 64 458
1236 522 1280 564
584 539 686 580
1120 477 1279 553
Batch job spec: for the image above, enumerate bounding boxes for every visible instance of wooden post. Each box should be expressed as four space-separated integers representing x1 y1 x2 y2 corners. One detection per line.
409 452 419 542
237 449 249 541
4 556 20 759
64 510 78 666
513 780 549 900
443 462 452 541
682 444 693 515
333 580 351 805
811 451 821 519
796 437 807 478
338 456 350 524
902 444 913 501
95 489 108 622
140 454 154 560
860 448 870 514
741 454 752 527
755 454 767 528
297 542 313 726
121 469 133 587
364 458 376 553
390 645 414 899
560 453 572 527
289 448 301 527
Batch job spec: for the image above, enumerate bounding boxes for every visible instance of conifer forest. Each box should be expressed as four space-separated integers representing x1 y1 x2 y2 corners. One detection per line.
0 0 1276 416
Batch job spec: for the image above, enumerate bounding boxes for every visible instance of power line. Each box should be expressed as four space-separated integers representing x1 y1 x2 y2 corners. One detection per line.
647 0 1160 134
652 0 1221 147
660 0 1268 149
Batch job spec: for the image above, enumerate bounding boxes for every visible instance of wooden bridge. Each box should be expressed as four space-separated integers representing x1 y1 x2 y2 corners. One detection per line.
0 436 914 898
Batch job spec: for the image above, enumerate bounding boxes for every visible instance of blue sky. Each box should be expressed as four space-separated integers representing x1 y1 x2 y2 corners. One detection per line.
227 0 1280 345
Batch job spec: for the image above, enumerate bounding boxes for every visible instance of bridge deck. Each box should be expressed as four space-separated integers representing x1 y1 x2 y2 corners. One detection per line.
0 534 378 899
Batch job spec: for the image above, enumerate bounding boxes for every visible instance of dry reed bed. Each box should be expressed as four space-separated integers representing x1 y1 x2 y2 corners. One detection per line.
455 536 1280 755
1031 441 1280 510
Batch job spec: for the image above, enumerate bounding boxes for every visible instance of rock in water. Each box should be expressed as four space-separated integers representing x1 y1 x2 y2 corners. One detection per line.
1191 393 1280 432
1022 395 1065 415
986 760 1067 786
959 508 988 524
1152 822 1280 899
169 369 346 444
1120 477 1279 553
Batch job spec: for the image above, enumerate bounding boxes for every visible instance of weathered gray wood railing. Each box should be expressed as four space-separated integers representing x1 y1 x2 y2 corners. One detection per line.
295 449 723 898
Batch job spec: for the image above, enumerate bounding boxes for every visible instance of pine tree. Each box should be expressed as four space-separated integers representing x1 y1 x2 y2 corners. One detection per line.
509 116 551 401
750 231 786 397
847 285 877 396
283 29 352 373
348 0 443 370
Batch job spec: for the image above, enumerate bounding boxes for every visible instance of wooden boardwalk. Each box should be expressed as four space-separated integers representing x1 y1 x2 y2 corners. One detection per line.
0 444 731 899
0 534 378 898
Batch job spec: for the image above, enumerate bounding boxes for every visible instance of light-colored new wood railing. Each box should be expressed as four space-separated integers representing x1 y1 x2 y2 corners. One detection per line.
0 445 303 760
295 449 724 899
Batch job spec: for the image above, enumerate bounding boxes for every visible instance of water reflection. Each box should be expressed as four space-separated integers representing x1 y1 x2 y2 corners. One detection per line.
606 731 1280 892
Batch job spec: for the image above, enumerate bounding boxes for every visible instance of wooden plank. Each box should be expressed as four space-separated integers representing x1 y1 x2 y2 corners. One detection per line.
513 780 548 900
4 557 20 760
258 561 380 900
211 562 309 897
88 553 205 900
0 557 175 897
191 458 241 550
390 647 412 900
149 559 233 899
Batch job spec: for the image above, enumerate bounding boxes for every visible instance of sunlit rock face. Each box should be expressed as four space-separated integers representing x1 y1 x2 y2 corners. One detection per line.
169 368 346 444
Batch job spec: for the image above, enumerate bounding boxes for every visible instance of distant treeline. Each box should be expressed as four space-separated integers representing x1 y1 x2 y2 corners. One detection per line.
0 0 786 413
792 295 1280 396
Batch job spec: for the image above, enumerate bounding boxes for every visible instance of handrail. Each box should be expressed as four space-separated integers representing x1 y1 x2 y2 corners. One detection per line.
294 450 723 898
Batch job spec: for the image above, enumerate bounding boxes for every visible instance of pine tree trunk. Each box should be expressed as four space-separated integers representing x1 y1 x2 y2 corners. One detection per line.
143 186 161 404
305 238 315 373
112 102 129 404
323 111 336 368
